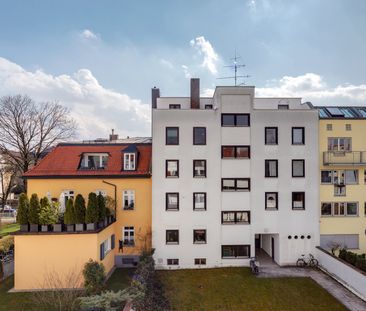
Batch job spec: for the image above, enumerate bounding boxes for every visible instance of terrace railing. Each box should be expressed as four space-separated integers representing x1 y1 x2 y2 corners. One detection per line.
323 151 366 166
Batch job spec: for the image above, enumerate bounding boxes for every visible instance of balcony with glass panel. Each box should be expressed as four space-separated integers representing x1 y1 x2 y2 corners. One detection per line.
323 151 366 166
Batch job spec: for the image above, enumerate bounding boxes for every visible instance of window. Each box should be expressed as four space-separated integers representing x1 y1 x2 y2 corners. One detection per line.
326 124 333 131
222 211 250 224
265 192 278 210
321 203 332 216
123 227 135 246
221 146 250 159
194 258 206 265
193 127 206 145
95 190 107 197
169 104 181 109
100 237 111 260
222 245 250 258
347 202 358 216
124 153 136 170
123 190 135 210
292 127 305 145
292 192 305 210
278 104 289 110
193 229 206 244
221 114 250 127
265 160 278 177
345 124 352 131
205 104 213 109
62 190 74 210
345 170 358 184
193 160 206 177
265 127 278 145
166 230 179 244
334 202 345 216
193 193 206 210
166 193 179 211
321 170 333 184
167 259 179 265
166 160 179 177
221 178 250 191
321 170 358 184
166 127 179 145
292 160 305 177
328 137 351 151
80 153 108 169
322 202 359 217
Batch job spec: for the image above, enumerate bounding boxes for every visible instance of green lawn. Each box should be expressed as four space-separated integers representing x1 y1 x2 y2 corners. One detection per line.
106 268 135 291
0 223 19 237
0 276 33 311
158 268 347 311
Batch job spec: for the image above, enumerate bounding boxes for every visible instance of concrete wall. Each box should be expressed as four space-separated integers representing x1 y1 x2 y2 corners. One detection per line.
316 247 366 301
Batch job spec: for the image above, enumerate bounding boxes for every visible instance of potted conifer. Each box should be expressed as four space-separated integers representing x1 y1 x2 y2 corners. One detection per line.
39 197 57 232
97 193 107 228
29 194 40 232
74 194 86 232
17 193 29 232
86 192 98 231
52 201 63 232
64 198 76 232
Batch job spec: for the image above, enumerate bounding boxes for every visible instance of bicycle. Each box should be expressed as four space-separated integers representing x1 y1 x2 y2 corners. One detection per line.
249 257 259 275
296 253 318 267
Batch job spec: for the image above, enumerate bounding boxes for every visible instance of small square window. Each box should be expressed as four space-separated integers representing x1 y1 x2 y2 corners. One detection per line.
193 127 206 145
222 179 235 191
236 114 250 126
169 104 181 109
326 124 333 131
265 127 278 145
292 160 305 177
205 104 213 109
265 192 278 210
194 258 206 265
265 160 278 177
321 170 333 184
193 193 206 210
345 124 352 131
292 192 305 210
193 229 207 244
167 259 179 265
193 160 206 177
166 193 179 211
166 127 179 145
347 202 358 216
321 202 332 216
278 104 289 110
166 230 179 244
166 160 179 178
236 179 250 191
292 127 305 145
222 146 235 158
334 185 346 196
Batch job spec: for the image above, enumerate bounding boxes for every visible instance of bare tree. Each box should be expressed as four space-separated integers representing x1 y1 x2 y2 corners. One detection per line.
0 154 18 208
0 95 77 180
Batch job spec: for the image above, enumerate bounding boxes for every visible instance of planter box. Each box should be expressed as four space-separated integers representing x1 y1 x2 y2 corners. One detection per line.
53 224 63 232
66 224 75 232
29 224 39 232
41 225 49 232
20 224 29 232
75 223 85 232
86 223 97 231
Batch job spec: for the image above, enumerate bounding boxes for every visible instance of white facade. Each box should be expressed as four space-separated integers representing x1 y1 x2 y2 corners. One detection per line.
152 80 319 269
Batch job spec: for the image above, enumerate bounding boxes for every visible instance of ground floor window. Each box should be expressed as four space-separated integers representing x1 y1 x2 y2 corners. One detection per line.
123 226 135 246
194 258 206 265
167 259 179 265
222 245 250 258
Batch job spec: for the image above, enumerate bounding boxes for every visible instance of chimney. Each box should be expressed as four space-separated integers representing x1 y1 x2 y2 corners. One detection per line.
109 129 119 141
151 87 160 109
190 78 200 109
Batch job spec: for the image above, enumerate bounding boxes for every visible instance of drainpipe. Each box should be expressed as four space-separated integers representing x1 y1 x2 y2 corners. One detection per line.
102 180 117 217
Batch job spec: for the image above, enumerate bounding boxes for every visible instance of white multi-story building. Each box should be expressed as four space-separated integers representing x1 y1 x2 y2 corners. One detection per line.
152 79 319 269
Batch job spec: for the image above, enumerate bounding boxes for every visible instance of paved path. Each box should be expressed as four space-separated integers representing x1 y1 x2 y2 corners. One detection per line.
258 265 366 311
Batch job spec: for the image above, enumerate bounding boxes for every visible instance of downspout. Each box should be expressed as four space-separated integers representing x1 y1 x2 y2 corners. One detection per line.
102 180 117 217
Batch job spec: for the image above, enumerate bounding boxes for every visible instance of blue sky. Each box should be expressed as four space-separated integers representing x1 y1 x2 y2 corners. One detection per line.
1 0 366 138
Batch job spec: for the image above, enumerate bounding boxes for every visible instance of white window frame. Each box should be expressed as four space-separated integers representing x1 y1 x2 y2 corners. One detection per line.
123 190 135 210
327 137 352 151
102 237 111 257
123 226 135 246
95 189 107 197
321 202 359 217
81 153 108 169
124 153 136 170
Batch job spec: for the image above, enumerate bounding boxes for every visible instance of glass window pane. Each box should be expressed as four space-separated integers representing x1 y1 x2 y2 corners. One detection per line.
236 147 249 158
222 246 235 257
167 193 178 210
321 203 332 215
236 114 249 126
222 212 235 223
222 146 235 158
265 128 277 144
321 171 332 183
236 179 249 190
345 170 358 184
292 192 305 209
222 179 235 190
236 245 249 257
266 160 277 177
194 128 206 145
194 160 206 177
222 114 235 126
194 193 206 210
293 160 304 177
236 212 249 223
193 230 206 243
166 128 178 144
167 161 178 177
266 193 277 209
292 128 304 144
347 203 358 215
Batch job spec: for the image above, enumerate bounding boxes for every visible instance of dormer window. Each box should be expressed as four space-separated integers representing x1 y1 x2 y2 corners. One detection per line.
124 153 136 170
80 153 108 169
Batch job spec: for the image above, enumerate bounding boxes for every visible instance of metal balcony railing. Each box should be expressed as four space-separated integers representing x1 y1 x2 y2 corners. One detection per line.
323 151 366 165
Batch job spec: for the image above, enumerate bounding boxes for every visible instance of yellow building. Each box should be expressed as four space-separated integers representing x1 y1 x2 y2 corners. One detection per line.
318 107 366 253
14 138 152 290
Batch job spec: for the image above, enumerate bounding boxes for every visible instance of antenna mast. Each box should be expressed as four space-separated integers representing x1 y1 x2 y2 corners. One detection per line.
217 50 250 86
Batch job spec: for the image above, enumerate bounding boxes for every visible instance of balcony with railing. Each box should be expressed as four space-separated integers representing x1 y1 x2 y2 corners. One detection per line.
323 151 366 166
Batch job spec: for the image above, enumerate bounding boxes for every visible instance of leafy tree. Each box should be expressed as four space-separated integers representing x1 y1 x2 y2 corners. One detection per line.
85 192 98 223
16 193 29 225
39 197 57 225
82 259 106 295
74 194 86 224
28 193 40 224
64 198 75 225
97 193 106 221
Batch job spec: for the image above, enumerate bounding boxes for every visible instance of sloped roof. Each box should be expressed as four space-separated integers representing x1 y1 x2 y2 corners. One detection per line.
23 143 151 178
317 106 366 119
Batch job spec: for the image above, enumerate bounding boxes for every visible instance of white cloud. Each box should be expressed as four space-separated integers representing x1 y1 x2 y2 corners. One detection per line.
0 57 150 139
80 29 99 41
190 36 219 75
181 65 191 79
160 58 174 69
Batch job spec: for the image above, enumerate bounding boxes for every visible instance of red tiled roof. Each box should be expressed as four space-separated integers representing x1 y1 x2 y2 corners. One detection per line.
23 144 151 178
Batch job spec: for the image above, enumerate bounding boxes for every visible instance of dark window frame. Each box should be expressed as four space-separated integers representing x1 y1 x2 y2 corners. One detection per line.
221 211 251 224
205 104 213 109
221 245 251 259
292 192 305 210
167 258 179 265
165 159 179 178
194 258 206 265
265 192 279 210
169 104 181 109
166 230 179 244
221 114 250 127
221 145 251 159
166 193 179 211
193 192 207 211
166 127 179 145
221 178 251 191
292 159 305 178
193 159 207 178
193 229 207 244
292 127 305 145
265 127 278 145
265 159 278 178
193 127 207 145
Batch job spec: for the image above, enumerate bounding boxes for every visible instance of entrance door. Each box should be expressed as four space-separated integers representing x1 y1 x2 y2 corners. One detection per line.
255 235 260 249
271 237 275 260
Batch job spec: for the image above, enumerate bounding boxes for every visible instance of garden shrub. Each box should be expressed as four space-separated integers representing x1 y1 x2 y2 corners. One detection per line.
0 235 14 254
338 248 366 272
16 193 29 225
74 194 86 224
39 197 57 225
83 259 106 295
97 193 106 222
28 193 40 224
85 193 98 223
64 198 76 225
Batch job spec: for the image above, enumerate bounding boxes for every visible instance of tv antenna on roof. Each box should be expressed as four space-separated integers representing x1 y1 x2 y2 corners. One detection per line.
217 50 250 86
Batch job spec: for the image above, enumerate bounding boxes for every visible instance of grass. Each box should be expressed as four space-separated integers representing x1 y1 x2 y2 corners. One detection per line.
0 276 33 311
105 268 135 291
0 223 19 237
158 267 347 311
